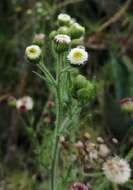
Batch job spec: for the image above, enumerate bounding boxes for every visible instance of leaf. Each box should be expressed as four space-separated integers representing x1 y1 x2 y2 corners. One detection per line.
37 63 57 88
110 54 128 99
33 71 51 84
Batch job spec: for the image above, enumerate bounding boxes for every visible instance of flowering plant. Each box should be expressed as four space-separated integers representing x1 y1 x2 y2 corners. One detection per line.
24 13 132 190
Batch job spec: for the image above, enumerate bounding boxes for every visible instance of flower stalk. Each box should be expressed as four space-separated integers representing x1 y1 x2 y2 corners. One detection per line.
51 53 64 190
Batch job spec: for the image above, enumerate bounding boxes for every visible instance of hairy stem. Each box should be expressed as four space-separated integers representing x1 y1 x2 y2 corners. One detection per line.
51 53 63 190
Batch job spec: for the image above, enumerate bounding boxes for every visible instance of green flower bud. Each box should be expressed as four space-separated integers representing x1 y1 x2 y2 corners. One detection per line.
75 74 88 89
49 30 58 40
54 34 71 53
71 74 88 99
8 96 16 107
70 68 79 77
119 98 133 113
86 80 95 98
121 102 133 112
71 74 95 102
57 26 70 35
33 33 45 47
77 88 90 100
69 23 85 39
69 18 76 26
71 37 84 48
58 13 71 26
77 82 95 102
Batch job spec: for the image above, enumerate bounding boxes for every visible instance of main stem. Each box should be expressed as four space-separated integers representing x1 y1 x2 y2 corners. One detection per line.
112 183 118 190
51 53 62 190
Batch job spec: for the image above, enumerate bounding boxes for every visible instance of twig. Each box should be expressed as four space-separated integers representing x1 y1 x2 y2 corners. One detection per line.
86 0 131 49
97 0 131 32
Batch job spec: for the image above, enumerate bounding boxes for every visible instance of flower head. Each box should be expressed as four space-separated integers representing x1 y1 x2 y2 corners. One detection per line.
74 74 88 89
33 33 45 46
25 45 41 61
103 157 131 184
71 74 95 103
69 23 85 39
54 34 71 53
70 182 88 190
67 47 88 65
55 34 71 44
16 96 34 112
58 13 71 26
34 33 45 41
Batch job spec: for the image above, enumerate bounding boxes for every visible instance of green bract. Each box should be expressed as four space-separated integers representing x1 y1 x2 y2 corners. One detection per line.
71 74 95 102
75 74 88 89
54 43 69 53
57 26 70 35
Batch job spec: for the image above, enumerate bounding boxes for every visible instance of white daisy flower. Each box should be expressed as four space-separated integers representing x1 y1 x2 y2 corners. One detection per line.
67 47 88 65
25 45 41 61
58 13 71 25
16 96 34 112
103 156 131 184
54 34 71 44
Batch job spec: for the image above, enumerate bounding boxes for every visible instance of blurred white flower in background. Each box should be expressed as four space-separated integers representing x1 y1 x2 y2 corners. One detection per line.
99 144 110 158
34 33 45 41
16 96 34 112
70 182 89 190
103 156 131 184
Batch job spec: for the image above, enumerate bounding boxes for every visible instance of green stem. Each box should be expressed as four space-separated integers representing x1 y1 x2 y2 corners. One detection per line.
51 53 63 190
112 183 118 190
